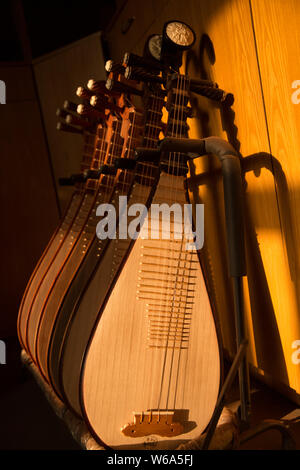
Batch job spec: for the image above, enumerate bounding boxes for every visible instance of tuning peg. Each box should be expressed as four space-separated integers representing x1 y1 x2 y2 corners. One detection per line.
65 113 92 128
63 100 79 113
123 52 163 73
58 173 86 186
190 83 234 105
76 86 94 100
56 122 83 134
124 66 164 85
87 79 108 95
90 94 123 114
56 108 69 119
90 94 109 109
105 60 126 75
105 78 142 96
84 168 101 179
59 166 111 186
77 103 106 120
82 165 116 179
190 78 219 88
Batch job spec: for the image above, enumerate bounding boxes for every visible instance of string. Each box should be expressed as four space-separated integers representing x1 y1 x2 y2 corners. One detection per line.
156 73 183 412
156 74 191 414
166 74 196 412
166 74 189 412
144 70 186 414
163 73 183 411
141 85 166 410
164 74 186 412
101 84 165 422
140 87 166 416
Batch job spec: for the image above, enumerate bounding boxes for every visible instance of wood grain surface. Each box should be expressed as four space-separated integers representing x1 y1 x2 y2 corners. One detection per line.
34 110 142 381
49 101 163 409
251 0 300 395
81 173 221 449
59 180 156 415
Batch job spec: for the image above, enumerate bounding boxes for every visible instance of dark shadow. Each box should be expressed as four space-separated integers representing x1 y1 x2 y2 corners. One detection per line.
220 100 240 156
241 155 289 382
242 153 300 282
186 33 241 355
186 34 215 139
187 33 241 155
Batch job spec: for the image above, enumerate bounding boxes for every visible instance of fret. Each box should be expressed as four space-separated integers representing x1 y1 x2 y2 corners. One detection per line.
146 109 163 118
147 312 192 320
145 123 163 131
148 321 191 329
170 88 189 96
140 252 197 262
146 94 165 104
167 119 189 132
142 136 161 147
148 345 189 350
145 300 194 308
143 136 159 143
139 276 196 288
138 266 197 277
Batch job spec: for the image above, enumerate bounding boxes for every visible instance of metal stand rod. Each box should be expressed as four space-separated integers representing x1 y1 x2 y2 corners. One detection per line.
201 339 248 449
232 277 251 428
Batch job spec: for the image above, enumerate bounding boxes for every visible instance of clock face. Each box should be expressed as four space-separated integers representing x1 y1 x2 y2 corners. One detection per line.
165 21 195 47
148 34 162 61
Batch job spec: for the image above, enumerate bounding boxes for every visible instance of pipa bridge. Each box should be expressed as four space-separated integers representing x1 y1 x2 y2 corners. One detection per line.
121 411 184 437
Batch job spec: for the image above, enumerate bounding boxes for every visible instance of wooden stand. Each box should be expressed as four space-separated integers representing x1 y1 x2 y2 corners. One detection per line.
20 349 239 450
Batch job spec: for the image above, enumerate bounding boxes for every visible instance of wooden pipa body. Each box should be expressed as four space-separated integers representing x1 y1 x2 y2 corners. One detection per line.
80 172 221 449
17 130 97 352
27 110 132 375
57 170 159 414
24 123 109 365
48 93 165 410
37 110 143 383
